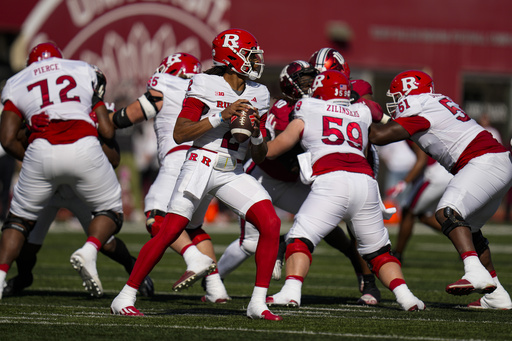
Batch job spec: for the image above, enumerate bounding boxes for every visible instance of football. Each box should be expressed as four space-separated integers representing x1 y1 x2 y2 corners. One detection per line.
230 107 255 143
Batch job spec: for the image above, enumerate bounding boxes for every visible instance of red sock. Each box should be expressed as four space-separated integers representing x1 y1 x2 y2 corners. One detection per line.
0 264 10 273
180 243 193 256
286 275 304 282
461 251 478 260
389 278 406 290
245 200 281 288
127 213 189 289
86 236 101 251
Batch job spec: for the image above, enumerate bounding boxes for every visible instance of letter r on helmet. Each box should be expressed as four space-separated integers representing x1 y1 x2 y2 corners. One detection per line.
401 77 418 92
223 34 240 48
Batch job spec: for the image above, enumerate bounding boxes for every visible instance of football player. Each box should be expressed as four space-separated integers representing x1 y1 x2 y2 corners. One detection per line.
109 52 229 303
216 60 382 305
370 70 512 310
265 70 425 311
111 29 283 320
0 42 123 299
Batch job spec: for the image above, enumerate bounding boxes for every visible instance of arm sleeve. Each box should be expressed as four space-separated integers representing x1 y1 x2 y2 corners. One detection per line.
179 97 206 122
393 116 431 135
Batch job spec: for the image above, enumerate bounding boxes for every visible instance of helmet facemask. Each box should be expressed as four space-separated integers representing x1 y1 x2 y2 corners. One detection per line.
237 47 264 80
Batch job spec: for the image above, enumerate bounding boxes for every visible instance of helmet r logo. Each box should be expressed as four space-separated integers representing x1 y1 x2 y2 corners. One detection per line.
311 75 325 92
168 54 182 65
223 34 240 48
401 77 418 92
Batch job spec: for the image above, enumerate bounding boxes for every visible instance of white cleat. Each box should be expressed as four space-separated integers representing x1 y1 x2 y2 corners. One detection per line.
70 249 103 297
247 300 282 321
266 291 300 307
468 284 512 310
397 296 426 311
110 293 143 316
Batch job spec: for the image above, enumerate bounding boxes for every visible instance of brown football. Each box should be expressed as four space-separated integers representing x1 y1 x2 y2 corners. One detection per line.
230 107 255 143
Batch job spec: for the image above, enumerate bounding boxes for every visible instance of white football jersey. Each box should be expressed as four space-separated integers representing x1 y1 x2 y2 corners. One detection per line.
147 73 192 162
185 73 270 161
295 97 372 166
394 93 485 171
1 57 98 127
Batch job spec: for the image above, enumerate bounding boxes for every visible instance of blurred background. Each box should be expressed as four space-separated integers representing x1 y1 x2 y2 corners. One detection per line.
1 0 511 225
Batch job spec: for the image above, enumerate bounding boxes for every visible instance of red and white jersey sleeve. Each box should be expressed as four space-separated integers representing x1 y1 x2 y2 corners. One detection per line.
1 57 97 127
394 93 485 171
266 99 294 134
147 73 192 162
185 73 270 160
295 98 373 175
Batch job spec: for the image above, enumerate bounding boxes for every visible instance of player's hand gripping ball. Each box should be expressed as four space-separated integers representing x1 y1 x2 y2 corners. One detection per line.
230 107 255 143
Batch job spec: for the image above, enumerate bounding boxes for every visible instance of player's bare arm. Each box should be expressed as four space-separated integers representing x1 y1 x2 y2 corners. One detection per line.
369 120 410 145
266 118 304 159
110 89 163 129
0 110 27 161
174 99 250 144
94 104 115 140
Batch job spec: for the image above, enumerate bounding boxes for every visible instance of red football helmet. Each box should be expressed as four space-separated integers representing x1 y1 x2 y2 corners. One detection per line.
212 28 264 80
279 60 318 100
311 70 351 105
386 70 434 116
27 42 63 66
308 48 350 79
155 53 202 78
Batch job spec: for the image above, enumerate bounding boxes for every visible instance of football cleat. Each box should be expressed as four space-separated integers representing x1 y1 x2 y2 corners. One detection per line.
201 274 231 303
2 274 33 297
467 284 512 310
357 274 381 305
172 262 216 292
247 301 282 321
110 305 144 316
398 296 426 311
266 295 300 307
357 294 379 306
445 279 496 296
70 249 103 297
138 276 154 297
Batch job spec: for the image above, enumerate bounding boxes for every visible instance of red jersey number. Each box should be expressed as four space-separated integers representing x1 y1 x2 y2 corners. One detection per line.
321 116 363 151
27 76 81 109
439 98 470 122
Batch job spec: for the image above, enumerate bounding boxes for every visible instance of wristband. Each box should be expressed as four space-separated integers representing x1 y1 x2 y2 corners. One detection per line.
208 112 223 128
251 132 264 145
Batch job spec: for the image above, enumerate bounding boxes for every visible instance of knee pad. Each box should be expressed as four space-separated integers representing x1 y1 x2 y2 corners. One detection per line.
285 238 313 264
472 230 489 256
93 210 124 234
145 209 166 237
363 244 400 277
1 214 35 239
440 207 470 236
187 226 211 245
241 237 258 255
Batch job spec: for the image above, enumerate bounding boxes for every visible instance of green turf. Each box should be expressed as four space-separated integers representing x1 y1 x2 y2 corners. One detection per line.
1 222 511 340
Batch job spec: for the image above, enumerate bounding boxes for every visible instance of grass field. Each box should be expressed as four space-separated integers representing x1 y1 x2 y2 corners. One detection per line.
1 221 511 340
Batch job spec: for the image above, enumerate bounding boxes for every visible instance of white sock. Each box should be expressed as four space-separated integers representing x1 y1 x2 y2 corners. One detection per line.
251 286 268 304
120 284 138 299
182 245 204 268
281 277 303 294
392 283 413 302
81 242 98 262
463 255 486 273
217 239 252 278
0 270 6 286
